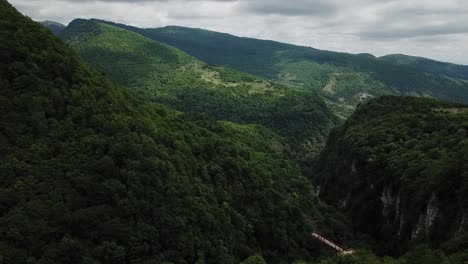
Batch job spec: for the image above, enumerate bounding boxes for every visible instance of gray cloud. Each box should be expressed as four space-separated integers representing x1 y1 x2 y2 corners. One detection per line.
22 0 235 2
360 23 468 40
9 0 468 64
240 0 339 16
352 0 468 40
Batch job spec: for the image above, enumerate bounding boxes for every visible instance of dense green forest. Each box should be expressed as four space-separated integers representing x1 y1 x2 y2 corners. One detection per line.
92 22 468 118
322 246 467 264
0 1 350 263
238 246 467 264
57 19 338 166
315 97 468 258
379 54 468 81
4 1 468 263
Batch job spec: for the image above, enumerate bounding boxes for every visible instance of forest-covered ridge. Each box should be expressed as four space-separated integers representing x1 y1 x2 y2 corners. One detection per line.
81 21 468 118
57 18 339 169
315 96 468 258
0 1 349 263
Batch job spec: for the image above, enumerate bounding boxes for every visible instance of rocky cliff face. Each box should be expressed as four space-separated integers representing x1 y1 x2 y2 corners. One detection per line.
315 96 468 254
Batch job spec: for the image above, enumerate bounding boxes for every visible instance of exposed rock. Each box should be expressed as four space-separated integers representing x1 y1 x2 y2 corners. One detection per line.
458 212 466 234
398 214 405 238
412 214 424 239
395 193 401 220
351 159 357 174
425 194 439 236
380 188 393 216
411 193 439 240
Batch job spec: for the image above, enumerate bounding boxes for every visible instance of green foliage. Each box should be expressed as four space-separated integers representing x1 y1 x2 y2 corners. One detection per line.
315 96 468 254
317 251 400 264
240 255 267 264
101 23 468 118
315 247 466 264
59 19 339 165
380 54 468 81
6 2 467 263
0 2 346 263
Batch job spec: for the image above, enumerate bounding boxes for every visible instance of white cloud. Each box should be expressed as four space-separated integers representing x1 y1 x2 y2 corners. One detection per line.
10 0 468 64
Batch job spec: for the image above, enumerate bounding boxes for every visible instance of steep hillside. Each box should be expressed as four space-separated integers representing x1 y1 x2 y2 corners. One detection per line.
380 54 468 81
315 96 468 255
0 1 348 263
59 19 339 164
40 20 65 35
100 22 468 118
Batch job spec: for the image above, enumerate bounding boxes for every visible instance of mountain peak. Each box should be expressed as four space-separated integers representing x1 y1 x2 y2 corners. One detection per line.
40 20 66 35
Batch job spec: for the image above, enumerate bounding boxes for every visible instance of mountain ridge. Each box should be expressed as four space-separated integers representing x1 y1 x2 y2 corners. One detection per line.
42 20 468 67
58 18 339 168
40 20 66 35
78 20 468 118
379 54 468 80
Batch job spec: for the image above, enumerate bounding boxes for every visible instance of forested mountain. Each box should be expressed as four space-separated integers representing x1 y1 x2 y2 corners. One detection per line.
0 1 349 263
58 18 339 167
315 96 468 256
379 54 468 81
8 3 468 264
40 20 65 35
94 22 468 118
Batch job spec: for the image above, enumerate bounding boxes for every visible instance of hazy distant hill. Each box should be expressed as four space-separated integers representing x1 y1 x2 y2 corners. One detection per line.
40 20 65 35
379 54 468 81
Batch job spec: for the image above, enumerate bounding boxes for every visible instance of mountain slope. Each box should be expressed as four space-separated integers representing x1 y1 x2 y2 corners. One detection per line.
380 54 468 81
100 22 468 118
0 1 348 263
315 96 468 255
40 20 66 35
59 19 339 164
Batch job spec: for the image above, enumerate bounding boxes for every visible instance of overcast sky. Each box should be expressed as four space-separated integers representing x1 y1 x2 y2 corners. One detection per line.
10 0 468 65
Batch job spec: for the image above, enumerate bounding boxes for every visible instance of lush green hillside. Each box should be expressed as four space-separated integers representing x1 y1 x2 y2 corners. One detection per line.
315 96 468 256
0 1 349 263
59 19 339 165
40 20 66 35
100 22 468 118
380 54 468 81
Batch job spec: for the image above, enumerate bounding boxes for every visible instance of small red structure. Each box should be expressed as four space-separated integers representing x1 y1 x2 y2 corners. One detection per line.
311 232 355 255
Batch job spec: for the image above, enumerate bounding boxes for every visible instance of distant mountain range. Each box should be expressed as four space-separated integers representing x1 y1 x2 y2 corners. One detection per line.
380 54 468 80
42 20 468 119
78 21 468 118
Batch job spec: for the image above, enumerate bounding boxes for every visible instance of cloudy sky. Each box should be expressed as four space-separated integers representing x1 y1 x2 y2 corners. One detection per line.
10 0 468 64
